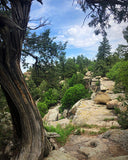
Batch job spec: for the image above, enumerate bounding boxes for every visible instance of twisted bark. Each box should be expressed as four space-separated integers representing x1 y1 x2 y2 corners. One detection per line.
0 0 51 159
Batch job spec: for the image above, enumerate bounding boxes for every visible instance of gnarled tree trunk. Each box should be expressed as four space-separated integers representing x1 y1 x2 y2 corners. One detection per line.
0 0 51 159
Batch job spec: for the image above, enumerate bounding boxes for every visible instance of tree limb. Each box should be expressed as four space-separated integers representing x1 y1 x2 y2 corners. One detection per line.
27 18 50 30
22 49 38 63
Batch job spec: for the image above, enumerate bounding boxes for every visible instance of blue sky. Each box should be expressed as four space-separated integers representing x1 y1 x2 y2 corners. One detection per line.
22 0 128 71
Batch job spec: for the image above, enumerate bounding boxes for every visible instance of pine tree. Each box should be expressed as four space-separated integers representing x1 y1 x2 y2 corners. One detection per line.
94 36 111 76
97 36 111 61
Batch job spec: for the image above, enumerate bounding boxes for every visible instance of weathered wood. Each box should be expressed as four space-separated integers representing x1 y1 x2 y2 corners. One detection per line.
0 0 51 159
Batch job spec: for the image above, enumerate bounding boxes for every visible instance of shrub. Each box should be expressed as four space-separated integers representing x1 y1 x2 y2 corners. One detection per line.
61 84 88 110
68 73 85 87
114 103 128 129
44 124 75 145
41 88 60 108
37 102 48 118
38 80 48 94
107 60 128 92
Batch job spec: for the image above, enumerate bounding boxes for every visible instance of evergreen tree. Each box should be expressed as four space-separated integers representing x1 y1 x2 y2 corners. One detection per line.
58 52 66 79
1 0 128 159
64 58 78 78
94 36 111 76
97 36 111 61
23 29 67 86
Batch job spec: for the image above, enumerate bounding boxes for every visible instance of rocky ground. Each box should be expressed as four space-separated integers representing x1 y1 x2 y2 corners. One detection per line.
44 77 128 160
44 100 128 160
1 76 128 160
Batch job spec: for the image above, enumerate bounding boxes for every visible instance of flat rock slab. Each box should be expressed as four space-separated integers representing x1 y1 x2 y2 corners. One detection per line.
107 155 128 160
72 100 119 127
44 150 77 160
63 134 128 160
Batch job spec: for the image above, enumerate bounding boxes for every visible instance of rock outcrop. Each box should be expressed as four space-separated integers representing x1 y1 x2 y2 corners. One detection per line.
63 133 128 160
43 104 60 123
44 150 77 160
102 129 128 151
106 99 122 109
94 91 111 104
100 77 115 92
71 100 118 127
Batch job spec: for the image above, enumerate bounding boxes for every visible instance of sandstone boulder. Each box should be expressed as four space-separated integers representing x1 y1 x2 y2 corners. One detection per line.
90 77 100 92
94 92 111 104
62 109 68 118
108 93 125 100
48 118 70 128
69 99 85 115
43 105 60 123
85 71 93 77
100 77 115 92
106 99 122 109
44 150 77 160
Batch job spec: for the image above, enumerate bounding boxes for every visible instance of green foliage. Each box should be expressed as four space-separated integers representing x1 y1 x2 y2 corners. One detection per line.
26 78 40 100
98 127 108 134
114 103 128 129
58 52 66 79
93 60 108 76
41 88 60 108
64 58 78 78
110 126 120 129
68 73 85 87
103 118 115 121
61 84 88 110
76 55 91 73
89 127 108 135
77 0 128 34
44 124 75 145
107 60 128 92
115 44 128 60
97 36 111 61
81 123 98 128
74 128 81 135
96 81 100 86
94 36 112 76
23 29 67 87
38 80 48 93
37 102 48 118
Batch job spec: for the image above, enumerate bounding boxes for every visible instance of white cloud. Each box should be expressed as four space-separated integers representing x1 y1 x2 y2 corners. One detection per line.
56 19 128 54
57 24 102 49
29 0 128 58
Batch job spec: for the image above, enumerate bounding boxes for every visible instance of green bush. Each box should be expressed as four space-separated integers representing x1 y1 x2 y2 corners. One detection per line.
107 60 128 92
68 73 85 87
38 80 48 93
61 84 88 110
41 88 60 108
114 103 128 129
44 124 75 145
37 102 48 118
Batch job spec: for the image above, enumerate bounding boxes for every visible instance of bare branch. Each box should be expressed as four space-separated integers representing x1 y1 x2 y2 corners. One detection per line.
27 18 51 30
37 0 43 5
22 49 38 60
